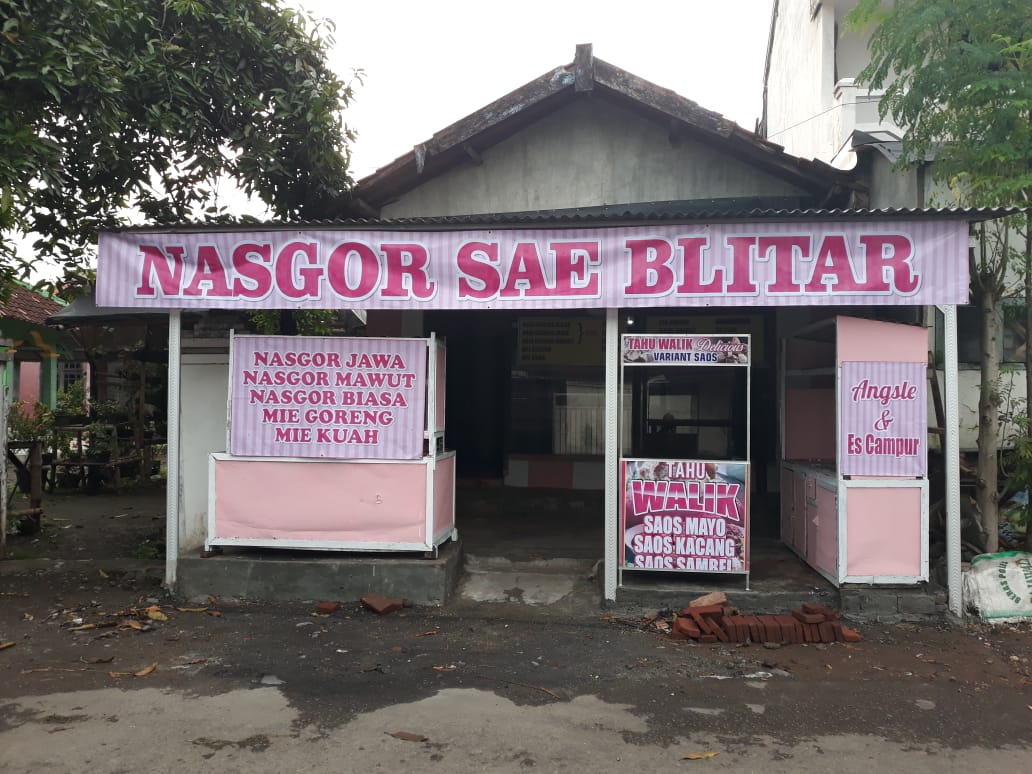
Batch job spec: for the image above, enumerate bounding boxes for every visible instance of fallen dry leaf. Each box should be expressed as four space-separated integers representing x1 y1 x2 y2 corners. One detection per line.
206 610 222 618
98 569 109 579
119 620 146 630
134 662 158 677
432 665 457 672
681 751 719 760
68 623 97 632
145 606 168 622
416 629 439 637
175 607 208 613
388 731 427 742
0 641 16 651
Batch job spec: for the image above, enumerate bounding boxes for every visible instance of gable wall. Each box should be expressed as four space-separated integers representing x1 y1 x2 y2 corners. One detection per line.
381 98 812 218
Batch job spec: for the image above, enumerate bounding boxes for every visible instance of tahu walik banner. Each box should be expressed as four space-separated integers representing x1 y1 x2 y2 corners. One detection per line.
97 221 969 309
622 334 750 365
229 335 427 460
839 361 927 476
622 459 749 573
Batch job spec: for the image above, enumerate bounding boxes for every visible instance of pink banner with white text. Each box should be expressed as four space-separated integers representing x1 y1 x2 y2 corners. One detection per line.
97 220 969 309
622 459 749 574
229 335 427 460
840 361 926 476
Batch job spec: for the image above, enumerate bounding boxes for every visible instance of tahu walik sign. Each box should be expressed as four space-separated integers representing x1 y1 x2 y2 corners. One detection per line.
620 333 751 573
622 460 748 573
97 221 968 309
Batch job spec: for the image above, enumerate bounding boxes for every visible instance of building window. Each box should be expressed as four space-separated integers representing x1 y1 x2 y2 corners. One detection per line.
57 362 87 392
957 304 1025 364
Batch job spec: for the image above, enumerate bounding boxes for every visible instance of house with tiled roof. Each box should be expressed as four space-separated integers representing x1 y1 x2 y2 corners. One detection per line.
0 283 83 406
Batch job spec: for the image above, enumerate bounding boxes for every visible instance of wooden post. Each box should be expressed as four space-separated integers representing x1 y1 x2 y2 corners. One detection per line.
29 440 43 530
0 341 12 558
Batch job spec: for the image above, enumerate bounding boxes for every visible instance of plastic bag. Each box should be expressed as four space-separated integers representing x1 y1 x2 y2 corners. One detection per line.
964 551 1032 623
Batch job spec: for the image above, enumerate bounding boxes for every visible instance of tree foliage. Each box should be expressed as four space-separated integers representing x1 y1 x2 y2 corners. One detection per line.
0 0 359 287
849 0 1032 552
849 0 1032 207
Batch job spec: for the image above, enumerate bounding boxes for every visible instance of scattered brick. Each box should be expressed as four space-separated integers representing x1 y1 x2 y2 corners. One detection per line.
360 594 405 615
802 602 840 620
731 616 748 641
841 625 863 643
663 599 861 646
792 609 825 624
674 617 701 639
686 604 727 619
728 617 747 643
777 618 793 645
314 601 341 615
687 591 728 609
695 614 721 640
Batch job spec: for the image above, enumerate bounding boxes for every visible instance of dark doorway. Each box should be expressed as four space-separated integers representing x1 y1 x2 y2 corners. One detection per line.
425 311 511 480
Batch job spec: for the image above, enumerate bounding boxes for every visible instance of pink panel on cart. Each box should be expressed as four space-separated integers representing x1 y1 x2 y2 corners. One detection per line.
846 486 923 577
212 458 427 544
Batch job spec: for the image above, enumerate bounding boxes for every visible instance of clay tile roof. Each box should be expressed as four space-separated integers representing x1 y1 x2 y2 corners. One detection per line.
0 285 63 326
353 43 862 212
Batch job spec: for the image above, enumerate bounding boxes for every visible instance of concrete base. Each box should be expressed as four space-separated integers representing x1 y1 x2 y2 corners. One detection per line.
175 540 463 605
838 583 949 623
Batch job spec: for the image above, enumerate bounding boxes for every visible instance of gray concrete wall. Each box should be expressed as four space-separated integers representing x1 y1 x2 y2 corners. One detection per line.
383 98 811 218
868 153 921 209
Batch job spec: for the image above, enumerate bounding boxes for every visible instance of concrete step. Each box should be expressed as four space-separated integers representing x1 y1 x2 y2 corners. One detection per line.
458 554 600 605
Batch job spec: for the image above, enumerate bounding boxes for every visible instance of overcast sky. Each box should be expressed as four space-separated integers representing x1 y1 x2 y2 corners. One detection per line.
18 1 779 277
293 0 777 180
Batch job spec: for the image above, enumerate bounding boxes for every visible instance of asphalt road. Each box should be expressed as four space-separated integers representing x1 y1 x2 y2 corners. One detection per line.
2 563 1032 773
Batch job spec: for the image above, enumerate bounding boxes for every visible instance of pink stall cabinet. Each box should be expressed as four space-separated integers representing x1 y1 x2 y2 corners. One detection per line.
206 334 456 554
780 316 929 585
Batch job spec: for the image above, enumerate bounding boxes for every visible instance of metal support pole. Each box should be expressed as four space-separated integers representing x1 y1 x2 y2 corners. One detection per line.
939 304 962 616
604 309 619 601
165 310 182 589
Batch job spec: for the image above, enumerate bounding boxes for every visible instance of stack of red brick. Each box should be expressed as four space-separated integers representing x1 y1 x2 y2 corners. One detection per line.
672 601 862 644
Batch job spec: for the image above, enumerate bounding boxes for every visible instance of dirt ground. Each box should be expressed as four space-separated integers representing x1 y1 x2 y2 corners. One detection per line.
1 482 1031 706
3 481 167 564
3 485 1032 772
